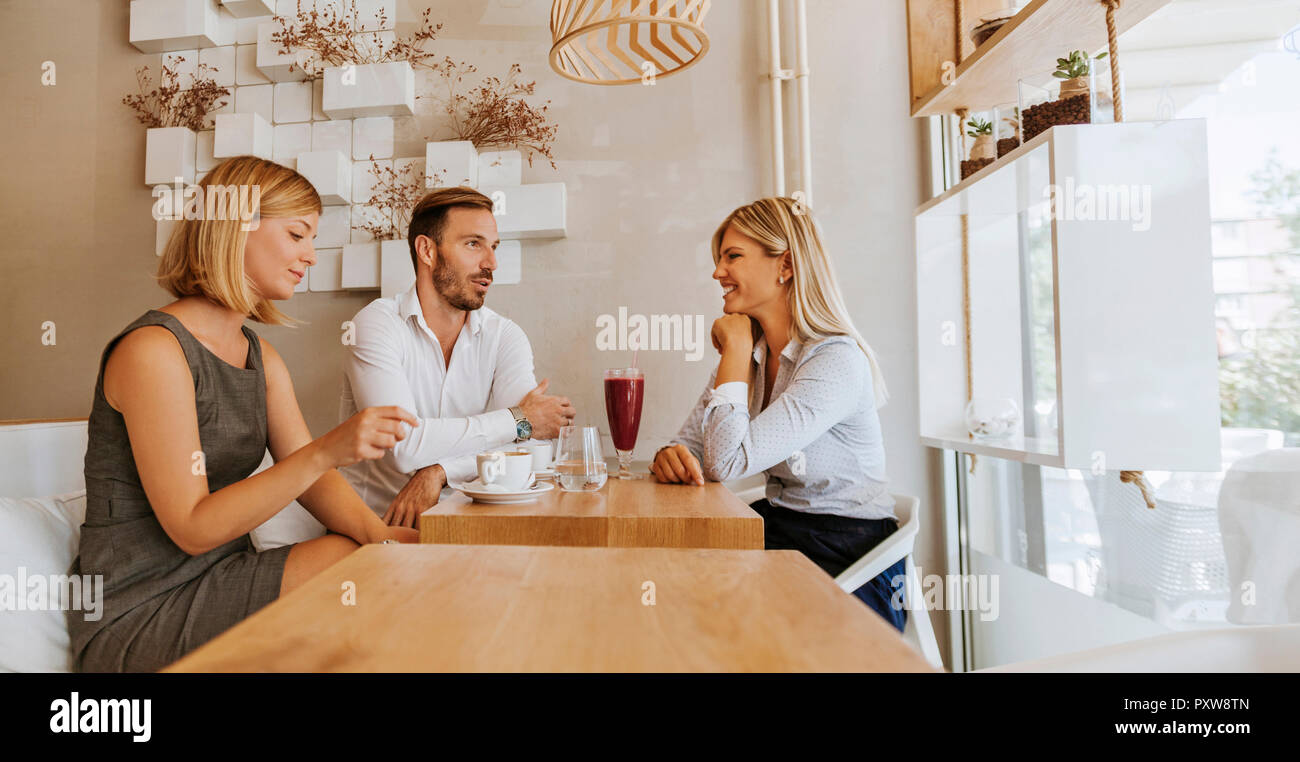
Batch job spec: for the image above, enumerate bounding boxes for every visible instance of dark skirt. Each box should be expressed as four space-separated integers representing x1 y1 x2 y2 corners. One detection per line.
750 498 907 632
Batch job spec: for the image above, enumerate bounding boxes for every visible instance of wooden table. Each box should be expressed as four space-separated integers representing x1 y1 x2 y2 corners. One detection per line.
419 475 764 550
166 544 935 672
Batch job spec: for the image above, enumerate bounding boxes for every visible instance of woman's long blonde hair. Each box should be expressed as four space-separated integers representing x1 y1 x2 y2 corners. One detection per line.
711 197 889 407
156 155 322 326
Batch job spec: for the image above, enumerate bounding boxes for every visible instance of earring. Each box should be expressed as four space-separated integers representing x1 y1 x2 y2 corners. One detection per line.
778 276 786 284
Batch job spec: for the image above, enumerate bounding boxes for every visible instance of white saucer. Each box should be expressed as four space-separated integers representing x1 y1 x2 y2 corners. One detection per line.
450 478 554 504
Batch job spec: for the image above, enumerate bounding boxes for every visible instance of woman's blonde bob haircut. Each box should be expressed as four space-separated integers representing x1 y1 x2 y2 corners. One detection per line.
711 197 889 408
156 155 322 326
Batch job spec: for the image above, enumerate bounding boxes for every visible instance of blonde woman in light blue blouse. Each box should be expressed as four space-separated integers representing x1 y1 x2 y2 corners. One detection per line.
651 197 904 631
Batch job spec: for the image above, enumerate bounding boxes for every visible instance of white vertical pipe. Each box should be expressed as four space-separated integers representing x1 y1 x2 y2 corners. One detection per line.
767 0 786 197
793 0 812 208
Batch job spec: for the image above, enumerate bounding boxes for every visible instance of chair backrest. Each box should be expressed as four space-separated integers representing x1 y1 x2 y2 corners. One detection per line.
890 493 920 550
0 420 88 498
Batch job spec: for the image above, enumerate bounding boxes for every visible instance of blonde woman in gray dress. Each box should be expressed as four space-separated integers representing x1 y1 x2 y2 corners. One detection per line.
69 156 417 672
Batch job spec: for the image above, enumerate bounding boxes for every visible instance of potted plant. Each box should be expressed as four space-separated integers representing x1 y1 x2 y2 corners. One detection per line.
1021 50 1107 142
272 2 443 117
960 116 995 180
123 59 231 186
424 58 558 187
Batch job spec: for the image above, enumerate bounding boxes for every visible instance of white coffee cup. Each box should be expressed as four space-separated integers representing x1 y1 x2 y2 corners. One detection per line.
476 450 533 491
518 440 554 472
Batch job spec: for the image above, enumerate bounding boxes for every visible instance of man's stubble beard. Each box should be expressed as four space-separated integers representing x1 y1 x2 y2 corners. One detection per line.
431 248 485 311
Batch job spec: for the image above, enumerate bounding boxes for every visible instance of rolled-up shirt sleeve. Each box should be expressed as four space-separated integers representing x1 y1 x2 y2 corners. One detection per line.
701 340 868 482
667 366 718 464
344 307 517 476
433 320 537 484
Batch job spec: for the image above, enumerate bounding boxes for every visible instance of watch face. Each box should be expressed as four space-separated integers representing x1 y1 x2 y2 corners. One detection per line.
518 420 533 440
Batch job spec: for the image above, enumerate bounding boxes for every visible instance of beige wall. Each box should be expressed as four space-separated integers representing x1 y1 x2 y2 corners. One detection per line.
1 0 947 655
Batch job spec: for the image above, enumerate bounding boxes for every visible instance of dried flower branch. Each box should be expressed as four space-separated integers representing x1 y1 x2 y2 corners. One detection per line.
354 156 426 241
428 58 557 169
122 60 230 131
272 1 443 77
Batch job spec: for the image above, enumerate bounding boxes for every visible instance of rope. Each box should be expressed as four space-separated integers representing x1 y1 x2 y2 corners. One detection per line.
955 0 965 63
1101 0 1124 122
1120 470 1155 509
960 210 976 474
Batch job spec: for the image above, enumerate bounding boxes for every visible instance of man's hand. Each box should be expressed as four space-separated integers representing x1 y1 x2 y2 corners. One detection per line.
517 378 576 440
650 444 705 486
383 464 446 528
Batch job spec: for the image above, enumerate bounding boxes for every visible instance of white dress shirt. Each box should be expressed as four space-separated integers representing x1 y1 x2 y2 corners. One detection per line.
670 335 895 520
339 284 537 514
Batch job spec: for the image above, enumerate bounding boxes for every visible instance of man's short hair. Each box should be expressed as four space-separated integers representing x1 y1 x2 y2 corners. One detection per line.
407 187 496 271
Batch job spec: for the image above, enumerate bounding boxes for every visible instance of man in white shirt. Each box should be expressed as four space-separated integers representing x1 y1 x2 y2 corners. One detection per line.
339 187 575 526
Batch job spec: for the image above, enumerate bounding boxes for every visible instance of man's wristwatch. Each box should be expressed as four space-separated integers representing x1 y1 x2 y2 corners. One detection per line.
510 406 532 443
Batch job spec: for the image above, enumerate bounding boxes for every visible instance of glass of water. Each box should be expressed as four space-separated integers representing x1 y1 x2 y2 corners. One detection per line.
555 425 608 492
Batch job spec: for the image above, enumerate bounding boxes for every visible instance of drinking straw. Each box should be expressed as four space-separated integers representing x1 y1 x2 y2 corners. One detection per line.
631 349 638 370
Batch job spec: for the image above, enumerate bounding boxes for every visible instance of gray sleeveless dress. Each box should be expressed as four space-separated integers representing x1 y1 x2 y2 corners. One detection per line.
67 310 292 672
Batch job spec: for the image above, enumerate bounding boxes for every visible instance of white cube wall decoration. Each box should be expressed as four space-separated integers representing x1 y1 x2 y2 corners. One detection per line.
311 78 327 120
273 81 313 123
379 239 413 299
321 61 414 119
309 247 343 291
478 183 567 239
351 159 391 206
129 0 226 53
235 44 269 85
317 206 350 248
352 117 394 160
341 242 381 289
311 120 352 154
235 83 273 122
235 16 262 45
914 121 1221 471
478 150 522 186
220 0 274 18
200 45 237 87
196 129 218 172
156 218 178 257
145 127 197 186
494 240 522 284
255 21 311 81
424 141 477 188
213 112 272 159
297 150 351 205
272 122 312 167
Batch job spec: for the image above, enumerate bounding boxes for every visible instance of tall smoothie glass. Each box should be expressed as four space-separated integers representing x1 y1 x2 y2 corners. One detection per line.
603 367 644 480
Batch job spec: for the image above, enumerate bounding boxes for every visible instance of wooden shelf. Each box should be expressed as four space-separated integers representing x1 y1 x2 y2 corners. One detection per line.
910 0 1172 117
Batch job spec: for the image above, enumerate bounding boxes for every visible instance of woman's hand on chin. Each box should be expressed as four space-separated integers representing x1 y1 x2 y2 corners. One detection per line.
711 313 754 356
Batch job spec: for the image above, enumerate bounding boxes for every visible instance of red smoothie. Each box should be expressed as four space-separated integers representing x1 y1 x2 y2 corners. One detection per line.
604 375 644 452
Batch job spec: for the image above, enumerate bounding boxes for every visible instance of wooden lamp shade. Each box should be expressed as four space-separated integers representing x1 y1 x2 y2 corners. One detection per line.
549 0 711 86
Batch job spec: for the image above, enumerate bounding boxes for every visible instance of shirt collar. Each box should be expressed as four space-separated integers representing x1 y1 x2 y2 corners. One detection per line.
752 336 803 365
398 284 483 337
